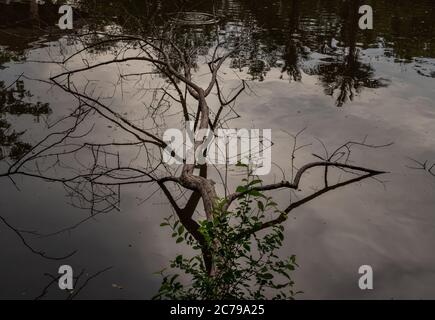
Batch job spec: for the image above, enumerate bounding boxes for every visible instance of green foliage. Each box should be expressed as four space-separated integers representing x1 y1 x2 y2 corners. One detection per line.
154 168 300 300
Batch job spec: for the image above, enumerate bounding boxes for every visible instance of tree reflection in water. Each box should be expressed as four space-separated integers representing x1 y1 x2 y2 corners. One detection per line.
0 79 51 161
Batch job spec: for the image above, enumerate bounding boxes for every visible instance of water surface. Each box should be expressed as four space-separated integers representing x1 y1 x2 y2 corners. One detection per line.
1 0 435 299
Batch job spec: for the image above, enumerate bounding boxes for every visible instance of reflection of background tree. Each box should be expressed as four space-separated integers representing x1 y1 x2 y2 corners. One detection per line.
315 0 389 107
0 79 51 160
71 1 434 72
0 0 433 109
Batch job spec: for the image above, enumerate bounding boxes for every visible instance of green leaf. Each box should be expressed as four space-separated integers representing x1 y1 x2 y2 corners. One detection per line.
178 225 185 235
257 201 264 211
176 237 184 244
236 186 247 193
248 179 262 186
170 274 179 284
248 190 262 197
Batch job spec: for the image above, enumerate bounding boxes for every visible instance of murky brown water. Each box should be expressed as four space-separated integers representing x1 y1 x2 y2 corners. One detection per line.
1 0 435 299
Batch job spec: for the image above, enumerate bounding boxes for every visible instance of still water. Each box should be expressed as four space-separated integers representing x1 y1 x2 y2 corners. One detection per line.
0 0 435 299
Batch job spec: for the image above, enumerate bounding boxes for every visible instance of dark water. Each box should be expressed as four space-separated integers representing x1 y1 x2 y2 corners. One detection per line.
0 0 435 299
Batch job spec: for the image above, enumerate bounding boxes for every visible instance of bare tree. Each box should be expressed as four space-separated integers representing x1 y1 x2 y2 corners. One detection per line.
0 19 390 281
